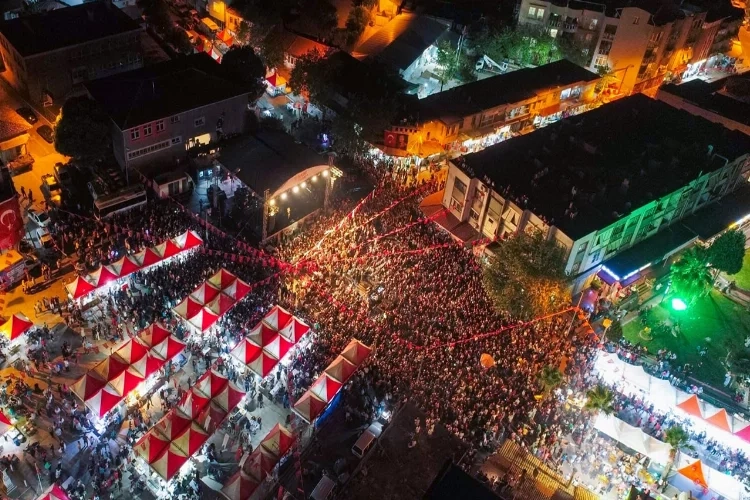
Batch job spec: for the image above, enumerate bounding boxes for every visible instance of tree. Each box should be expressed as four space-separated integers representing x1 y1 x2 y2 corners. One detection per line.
661 425 695 490
482 230 568 319
54 96 110 161
670 248 712 304
259 28 286 70
140 0 172 33
288 49 328 104
537 365 563 396
294 0 338 41
584 385 615 416
235 20 251 46
167 28 194 54
435 39 460 91
221 47 266 103
344 6 370 46
604 319 623 343
556 34 590 67
708 229 746 277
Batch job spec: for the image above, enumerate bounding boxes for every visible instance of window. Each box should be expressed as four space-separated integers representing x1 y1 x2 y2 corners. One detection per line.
156 120 165 133
528 5 544 19
130 128 140 140
170 115 180 124
194 117 205 127
470 209 480 223
143 124 152 137
171 136 182 145
449 197 463 214
594 55 608 68
549 28 558 38
632 16 640 25
589 18 598 30
126 139 172 160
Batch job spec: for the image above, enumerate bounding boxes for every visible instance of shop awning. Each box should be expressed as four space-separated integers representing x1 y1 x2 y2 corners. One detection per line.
0 133 29 151
596 269 617 286
602 225 696 281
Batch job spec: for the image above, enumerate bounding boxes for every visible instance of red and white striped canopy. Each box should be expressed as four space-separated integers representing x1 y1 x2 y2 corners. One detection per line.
262 305 293 330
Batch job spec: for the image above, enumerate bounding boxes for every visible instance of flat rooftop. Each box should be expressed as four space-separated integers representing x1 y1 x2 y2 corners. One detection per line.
0 1 142 57
458 93 750 240
419 60 599 124
85 53 249 130
659 74 750 127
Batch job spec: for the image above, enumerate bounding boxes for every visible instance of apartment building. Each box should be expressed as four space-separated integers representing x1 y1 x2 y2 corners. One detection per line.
438 94 750 293
0 1 143 108
384 59 600 157
517 0 742 94
85 54 250 172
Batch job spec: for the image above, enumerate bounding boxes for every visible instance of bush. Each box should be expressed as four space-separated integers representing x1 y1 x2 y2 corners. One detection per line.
605 319 623 343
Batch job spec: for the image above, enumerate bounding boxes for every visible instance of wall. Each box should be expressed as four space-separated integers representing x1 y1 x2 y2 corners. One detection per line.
604 8 653 94
656 89 750 136
117 93 249 169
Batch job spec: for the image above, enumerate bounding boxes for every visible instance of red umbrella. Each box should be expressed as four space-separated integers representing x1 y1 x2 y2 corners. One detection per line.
65 276 96 299
310 374 342 403
135 429 170 463
279 317 310 343
208 268 237 290
292 392 327 424
0 313 33 341
230 338 263 365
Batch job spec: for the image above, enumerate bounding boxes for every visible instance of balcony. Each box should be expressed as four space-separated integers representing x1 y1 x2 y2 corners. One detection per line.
602 32 615 41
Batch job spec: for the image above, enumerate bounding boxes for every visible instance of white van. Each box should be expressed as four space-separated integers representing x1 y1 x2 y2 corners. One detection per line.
351 422 383 459
309 475 336 500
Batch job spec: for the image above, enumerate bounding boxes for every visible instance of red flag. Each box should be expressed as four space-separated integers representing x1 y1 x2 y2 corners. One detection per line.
0 195 24 250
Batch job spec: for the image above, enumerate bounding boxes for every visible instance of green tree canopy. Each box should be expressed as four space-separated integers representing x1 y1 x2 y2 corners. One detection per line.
344 6 370 46
288 49 328 102
708 229 746 276
166 28 193 55
472 25 561 68
605 319 623 343
670 248 712 303
537 365 564 395
221 46 266 103
662 424 695 487
482 230 568 319
294 0 338 41
235 20 251 46
584 385 615 415
54 96 111 161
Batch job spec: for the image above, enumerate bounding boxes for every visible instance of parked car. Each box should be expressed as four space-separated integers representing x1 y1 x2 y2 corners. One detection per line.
54 163 74 192
27 209 51 228
352 422 383 458
41 174 63 206
37 125 54 144
34 227 54 249
15 107 37 124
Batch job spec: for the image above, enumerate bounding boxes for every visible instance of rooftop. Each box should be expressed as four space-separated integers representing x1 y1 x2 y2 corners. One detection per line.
458 93 750 240
548 0 733 23
84 53 250 130
375 15 451 71
0 120 28 141
419 60 599 124
659 74 750 127
425 461 501 500
0 1 142 57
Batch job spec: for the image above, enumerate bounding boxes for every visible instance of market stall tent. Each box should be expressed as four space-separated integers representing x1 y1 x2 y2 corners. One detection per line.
230 338 263 365
133 247 162 268
324 356 357 384
155 239 183 260
109 255 141 277
36 484 71 500
341 339 372 366
135 429 171 462
188 308 219 331
173 296 204 321
71 372 107 401
676 394 704 419
221 471 260 500
115 338 150 365
704 408 732 432
107 368 145 396
91 356 129 382
87 265 120 288
153 410 193 440
149 443 190 482
208 269 237 290
171 421 210 455
310 374 342 403
138 323 172 348
194 370 229 399
0 312 33 341
212 382 245 412
222 278 251 301
150 335 186 362
207 293 235 316
190 283 221 305
243 447 277 481
0 410 12 435
262 305 293 330
247 322 278 347
175 230 203 250
86 384 124 417
279 317 310 343
195 401 228 434
260 424 295 458
65 276 96 299
177 389 211 419
292 392 327 424
246 350 279 378
677 459 707 487
263 334 293 360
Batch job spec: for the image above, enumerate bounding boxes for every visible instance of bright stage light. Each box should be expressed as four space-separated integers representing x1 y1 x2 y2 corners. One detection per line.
671 298 687 311
312 175 318 182
281 193 287 200
269 199 276 206
301 182 307 188
322 170 329 177
293 186 299 193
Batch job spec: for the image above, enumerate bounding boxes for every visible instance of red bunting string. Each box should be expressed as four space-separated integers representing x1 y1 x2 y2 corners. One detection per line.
341 183 432 237
352 208 448 252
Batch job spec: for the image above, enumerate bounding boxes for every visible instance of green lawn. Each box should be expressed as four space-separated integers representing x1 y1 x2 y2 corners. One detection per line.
733 250 750 291
622 290 750 387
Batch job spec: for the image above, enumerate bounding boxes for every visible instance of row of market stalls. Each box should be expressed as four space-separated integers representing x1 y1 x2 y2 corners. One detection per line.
172 268 251 332
71 323 186 419
595 352 750 451
66 230 203 300
221 424 296 500
292 338 372 424
595 414 748 499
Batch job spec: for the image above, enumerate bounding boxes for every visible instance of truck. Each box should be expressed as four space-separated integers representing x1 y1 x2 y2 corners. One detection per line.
0 249 28 290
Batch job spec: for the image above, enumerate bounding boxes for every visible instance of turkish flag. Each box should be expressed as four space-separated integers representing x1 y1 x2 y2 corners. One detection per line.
0 195 24 251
